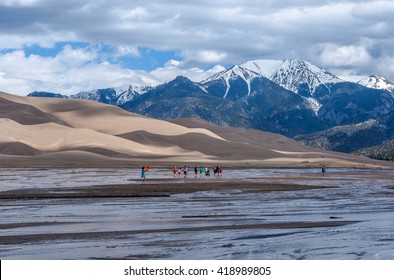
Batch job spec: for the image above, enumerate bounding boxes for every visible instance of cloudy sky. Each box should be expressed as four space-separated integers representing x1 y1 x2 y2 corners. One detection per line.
1 0 394 95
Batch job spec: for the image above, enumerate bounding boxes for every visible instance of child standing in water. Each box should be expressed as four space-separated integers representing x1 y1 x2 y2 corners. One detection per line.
322 165 326 176
141 166 146 181
200 166 204 177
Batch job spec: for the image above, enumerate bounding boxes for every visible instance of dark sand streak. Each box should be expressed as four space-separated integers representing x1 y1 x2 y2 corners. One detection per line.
0 222 84 230
0 181 336 199
0 221 358 245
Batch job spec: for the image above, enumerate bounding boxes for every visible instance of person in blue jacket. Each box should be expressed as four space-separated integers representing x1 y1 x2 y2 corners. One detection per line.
321 165 326 176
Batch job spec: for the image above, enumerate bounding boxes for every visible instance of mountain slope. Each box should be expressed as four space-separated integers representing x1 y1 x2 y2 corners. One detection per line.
357 75 394 94
294 120 389 152
121 76 252 128
245 77 324 136
28 91 68 98
316 82 394 127
354 139 394 161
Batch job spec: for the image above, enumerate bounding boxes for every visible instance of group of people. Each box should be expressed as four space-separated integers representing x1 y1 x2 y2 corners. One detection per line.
142 165 327 180
172 165 223 178
141 165 224 180
172 166 189 177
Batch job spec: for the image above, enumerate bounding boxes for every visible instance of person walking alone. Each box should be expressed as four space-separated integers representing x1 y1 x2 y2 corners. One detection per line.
321 165 327 176
141 166 146 181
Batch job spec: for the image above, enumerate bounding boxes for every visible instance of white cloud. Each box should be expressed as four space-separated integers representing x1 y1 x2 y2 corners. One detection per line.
0 46 138 95
1 0 394 92
375 56 394 79
313 44 372 68
0 34 60 49
182 50 228 64
164 59 182 68
0 45 224 95
351 0 394 20
1 0 41 7
149 60 223 84
112 6 149 21
56 45 98 66
115 45 140 57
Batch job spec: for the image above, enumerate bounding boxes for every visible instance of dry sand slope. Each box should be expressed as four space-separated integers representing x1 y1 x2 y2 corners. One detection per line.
0 91 392 168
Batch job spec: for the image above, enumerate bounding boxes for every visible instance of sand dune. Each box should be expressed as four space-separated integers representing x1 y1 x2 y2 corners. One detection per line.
0 91 224 139
0 118 208 158
1 91 393 168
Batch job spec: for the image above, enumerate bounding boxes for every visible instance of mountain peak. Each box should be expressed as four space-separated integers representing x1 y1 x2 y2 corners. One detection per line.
28 91 68 98
160 75 204 93
357 75 394 93
240 59 343 96
269 59 343 95
166 75 195 85
201 65 261 98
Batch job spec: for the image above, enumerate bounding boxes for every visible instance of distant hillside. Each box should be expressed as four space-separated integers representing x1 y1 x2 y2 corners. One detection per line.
354 139 394 161
294 120 389 153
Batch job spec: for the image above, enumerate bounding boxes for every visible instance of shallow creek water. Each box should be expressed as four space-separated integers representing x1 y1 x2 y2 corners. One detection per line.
1 168 394 259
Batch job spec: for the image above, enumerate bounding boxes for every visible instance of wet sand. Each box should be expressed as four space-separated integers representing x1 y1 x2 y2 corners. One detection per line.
0 179 336 199
0 221 356 246
1 168 394 259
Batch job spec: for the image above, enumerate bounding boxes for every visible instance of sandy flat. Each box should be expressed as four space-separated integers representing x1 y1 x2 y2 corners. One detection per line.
0 179 336 199
1 168 393 259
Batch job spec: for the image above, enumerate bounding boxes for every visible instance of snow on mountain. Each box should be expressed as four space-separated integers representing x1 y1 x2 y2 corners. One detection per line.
357 75 394 94
242 59 343 96
72 85 153 105
202 65 260 98
115 85 153 105
241 60 282 78
72 89 115 103
304 97 322 115
201 59 340 113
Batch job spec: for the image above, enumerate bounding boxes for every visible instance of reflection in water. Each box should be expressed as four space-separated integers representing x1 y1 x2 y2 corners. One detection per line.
0 168 394 259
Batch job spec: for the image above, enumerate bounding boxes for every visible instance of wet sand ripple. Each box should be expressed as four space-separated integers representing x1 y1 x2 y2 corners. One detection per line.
0 220 357 245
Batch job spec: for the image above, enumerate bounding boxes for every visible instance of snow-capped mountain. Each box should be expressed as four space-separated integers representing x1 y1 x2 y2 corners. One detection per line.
201 65 260 98
209 58 342 98
113 85 153 105
242 59 343 96
357 75 394 94
202 59 342 114
72 85 153 105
